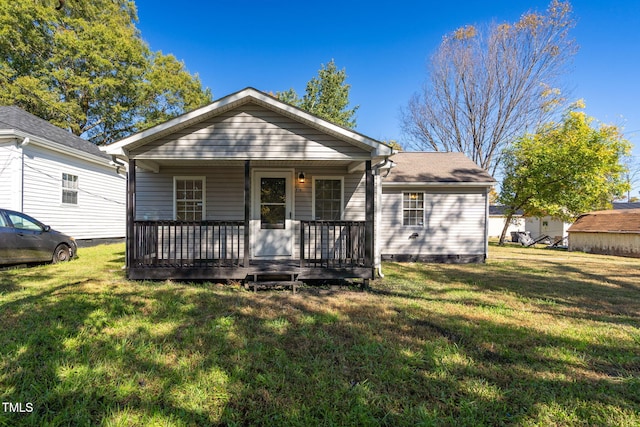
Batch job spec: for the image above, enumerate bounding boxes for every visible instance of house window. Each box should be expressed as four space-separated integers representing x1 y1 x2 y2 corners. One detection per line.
174 177 206 220
313 178 343 220
403 192 424 226
62 173 78 204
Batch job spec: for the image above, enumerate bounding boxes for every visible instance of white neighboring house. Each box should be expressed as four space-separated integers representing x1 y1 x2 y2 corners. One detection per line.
488 206 571 243
488 205 525 239
0 106 126 240
524 216 572 241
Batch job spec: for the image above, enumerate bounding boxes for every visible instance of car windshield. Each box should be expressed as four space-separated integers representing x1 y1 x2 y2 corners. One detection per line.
0 214 7 228
7 212 43 231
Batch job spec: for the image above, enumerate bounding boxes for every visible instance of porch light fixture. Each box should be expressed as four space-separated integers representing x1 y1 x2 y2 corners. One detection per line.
298 172 306 184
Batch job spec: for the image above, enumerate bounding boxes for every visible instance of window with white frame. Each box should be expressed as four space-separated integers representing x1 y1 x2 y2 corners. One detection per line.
174 177 205 220
403 192 424 226
313 178 343 220
62 173 78 204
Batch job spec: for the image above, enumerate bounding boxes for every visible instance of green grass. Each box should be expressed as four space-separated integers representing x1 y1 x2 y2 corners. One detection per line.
1 243 639 426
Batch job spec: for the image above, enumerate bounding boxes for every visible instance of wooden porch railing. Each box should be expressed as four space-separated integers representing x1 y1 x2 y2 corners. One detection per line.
132 220 368 271
300 220 367 268
133 220 245 268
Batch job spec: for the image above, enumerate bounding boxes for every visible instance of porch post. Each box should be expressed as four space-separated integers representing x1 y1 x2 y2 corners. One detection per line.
244 160 250 267
126 159 136 272
365 160 374 278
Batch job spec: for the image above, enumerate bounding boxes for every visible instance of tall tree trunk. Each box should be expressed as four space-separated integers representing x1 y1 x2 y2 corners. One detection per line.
498 213 515 245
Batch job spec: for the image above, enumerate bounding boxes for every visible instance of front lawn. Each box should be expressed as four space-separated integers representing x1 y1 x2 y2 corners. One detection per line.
1 243 638 426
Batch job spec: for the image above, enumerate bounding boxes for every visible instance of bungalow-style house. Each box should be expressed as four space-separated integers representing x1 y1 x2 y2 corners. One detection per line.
103 88 494 281
568 209 640 258
0 106 126 240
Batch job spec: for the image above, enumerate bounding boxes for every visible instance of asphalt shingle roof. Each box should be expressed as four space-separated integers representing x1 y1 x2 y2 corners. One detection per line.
568 209 640 233
385 152 495 184
0 106 108 160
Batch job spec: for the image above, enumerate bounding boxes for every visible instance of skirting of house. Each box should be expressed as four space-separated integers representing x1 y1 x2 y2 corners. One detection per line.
381 254 486 264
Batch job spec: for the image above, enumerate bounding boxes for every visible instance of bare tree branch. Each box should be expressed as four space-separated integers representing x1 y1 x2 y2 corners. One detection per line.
402 1 577 174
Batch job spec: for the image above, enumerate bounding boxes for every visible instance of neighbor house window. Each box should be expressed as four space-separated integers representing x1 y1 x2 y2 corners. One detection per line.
403 192 424 226
313 178 343 220
62 173 78 204
174 177 206 220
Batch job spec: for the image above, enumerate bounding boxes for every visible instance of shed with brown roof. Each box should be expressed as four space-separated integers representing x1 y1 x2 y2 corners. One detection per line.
380 152 496 263
568 209 640 258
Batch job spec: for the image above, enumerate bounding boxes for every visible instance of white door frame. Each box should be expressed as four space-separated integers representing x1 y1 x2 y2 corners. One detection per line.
251 168 295 258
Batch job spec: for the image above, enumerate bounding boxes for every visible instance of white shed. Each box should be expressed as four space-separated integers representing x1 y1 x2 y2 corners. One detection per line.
0 106 126 240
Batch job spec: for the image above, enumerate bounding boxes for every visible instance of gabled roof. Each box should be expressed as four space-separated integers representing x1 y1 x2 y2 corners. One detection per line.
383 152 496 186
0 106 109 161
568 209 640 234
103 87 393 159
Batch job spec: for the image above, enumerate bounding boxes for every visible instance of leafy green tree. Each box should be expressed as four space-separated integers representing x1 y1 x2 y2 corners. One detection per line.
0 0 212 145
276 59 358 128
497 102 630 244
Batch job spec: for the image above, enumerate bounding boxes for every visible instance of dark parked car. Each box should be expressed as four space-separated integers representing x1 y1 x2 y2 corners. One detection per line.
0 209 77 265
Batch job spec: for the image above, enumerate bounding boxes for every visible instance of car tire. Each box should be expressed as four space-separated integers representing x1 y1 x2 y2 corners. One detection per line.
53 244 71 263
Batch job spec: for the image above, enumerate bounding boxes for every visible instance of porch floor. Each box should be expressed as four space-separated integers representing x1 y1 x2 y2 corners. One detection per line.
128 259 373 281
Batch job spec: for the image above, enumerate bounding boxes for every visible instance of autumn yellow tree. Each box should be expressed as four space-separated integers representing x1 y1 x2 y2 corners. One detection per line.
497 102 630 244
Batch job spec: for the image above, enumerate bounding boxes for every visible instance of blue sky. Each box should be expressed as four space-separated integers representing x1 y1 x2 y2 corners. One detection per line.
134 0 640 176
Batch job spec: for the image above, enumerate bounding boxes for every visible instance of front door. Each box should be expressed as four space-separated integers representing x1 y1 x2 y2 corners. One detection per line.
252 170 294 258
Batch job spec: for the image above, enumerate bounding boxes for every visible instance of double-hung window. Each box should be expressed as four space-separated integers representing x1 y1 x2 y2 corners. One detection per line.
62 173 78 205
313 178 343 220
403 192 424 226
174 177 206 220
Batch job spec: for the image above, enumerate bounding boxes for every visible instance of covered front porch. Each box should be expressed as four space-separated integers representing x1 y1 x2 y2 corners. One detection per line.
129 218 371 280
126 159 376 281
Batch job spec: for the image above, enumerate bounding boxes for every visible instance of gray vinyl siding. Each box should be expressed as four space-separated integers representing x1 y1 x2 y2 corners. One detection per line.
380 187 487 257
135 165 365 222
293 167 365 221
20 145 126 239
130 104 372 161
136 166 245 220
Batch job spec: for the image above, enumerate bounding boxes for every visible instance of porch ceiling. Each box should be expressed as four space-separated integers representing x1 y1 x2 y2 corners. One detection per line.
144 159 362 168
